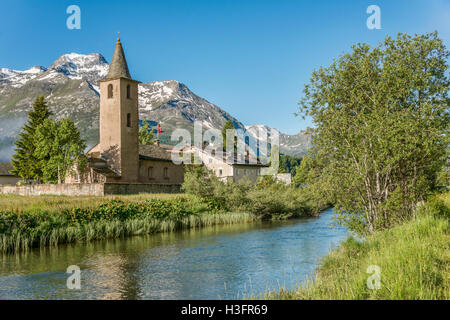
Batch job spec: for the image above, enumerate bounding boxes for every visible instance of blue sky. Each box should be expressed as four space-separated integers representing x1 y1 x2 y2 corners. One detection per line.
0 0 449 134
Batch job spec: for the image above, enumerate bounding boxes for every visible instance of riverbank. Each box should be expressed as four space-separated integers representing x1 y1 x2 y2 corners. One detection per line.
0 192 319 254
265 192 449 300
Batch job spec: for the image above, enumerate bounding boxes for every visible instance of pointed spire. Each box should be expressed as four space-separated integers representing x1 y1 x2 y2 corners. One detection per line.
106 37 132 80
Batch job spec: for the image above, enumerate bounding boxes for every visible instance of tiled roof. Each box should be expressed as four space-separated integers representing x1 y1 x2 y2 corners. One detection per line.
139 144 173 162
0 162 14 176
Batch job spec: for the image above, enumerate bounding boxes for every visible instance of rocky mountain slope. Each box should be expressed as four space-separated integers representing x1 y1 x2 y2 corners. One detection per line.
0 53 311 161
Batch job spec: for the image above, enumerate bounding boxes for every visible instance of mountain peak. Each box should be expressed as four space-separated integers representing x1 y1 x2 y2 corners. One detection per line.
51 53 108 66
45 52 109 82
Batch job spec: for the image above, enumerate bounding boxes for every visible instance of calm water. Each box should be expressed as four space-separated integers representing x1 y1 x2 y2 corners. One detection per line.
0 208 347 300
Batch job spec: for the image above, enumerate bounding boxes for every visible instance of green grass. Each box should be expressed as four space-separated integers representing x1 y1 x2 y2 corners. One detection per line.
262 193 450 300
0 193 184 214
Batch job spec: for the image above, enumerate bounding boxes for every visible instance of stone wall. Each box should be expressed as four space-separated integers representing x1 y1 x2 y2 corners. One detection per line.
138 160 184 185
0 183 182 196
0 183 105 196
103 183 182 195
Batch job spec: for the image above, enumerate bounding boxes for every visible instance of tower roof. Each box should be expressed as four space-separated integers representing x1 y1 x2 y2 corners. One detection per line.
105 38 132 80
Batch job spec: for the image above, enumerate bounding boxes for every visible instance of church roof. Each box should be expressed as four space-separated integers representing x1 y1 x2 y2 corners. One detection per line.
139 144 173 162
0 162 14 176
105 38 132 80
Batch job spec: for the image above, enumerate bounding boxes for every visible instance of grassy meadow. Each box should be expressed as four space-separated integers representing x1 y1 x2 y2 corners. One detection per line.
0 193 183 214
261 192 450 300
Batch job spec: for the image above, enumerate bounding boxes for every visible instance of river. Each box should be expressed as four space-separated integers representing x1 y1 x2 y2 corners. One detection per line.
0 208 347 299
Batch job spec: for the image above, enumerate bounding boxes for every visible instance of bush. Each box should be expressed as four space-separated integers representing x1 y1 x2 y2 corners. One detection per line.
248 183 309 217
182 165 319 217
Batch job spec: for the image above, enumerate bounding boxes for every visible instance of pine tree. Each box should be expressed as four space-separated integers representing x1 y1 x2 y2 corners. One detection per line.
11 96 52 181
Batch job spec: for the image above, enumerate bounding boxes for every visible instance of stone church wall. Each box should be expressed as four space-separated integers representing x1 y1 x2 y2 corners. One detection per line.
0 183 182 196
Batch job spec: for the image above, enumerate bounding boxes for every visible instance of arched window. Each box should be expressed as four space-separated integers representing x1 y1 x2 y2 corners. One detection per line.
127 113 131 127
126 84 131 99
108 84 113 98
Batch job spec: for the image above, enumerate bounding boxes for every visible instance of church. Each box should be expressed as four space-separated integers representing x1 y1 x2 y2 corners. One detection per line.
65 38 184 188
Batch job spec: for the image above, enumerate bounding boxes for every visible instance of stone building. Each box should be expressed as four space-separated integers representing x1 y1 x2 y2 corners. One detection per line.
66 38 184 187
179 145 267 183
0 162 21 185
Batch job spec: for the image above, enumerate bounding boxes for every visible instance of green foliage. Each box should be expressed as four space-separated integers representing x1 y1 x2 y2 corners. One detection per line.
11 96 52 181
265 193 450 300
292 155 314 186
34 118 86 183
247 183 309 218
298 32 450 235
139 121 154 145
182 165 323 217
181 166 226 210
279 154 301 175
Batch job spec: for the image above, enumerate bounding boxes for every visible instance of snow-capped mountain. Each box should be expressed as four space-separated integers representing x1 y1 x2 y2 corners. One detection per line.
43 53 108 90
138 80 245 134
246 124 312 158
0 66 47 90
0 53 311 161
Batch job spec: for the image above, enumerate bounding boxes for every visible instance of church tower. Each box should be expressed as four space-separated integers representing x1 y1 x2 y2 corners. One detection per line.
97 38 140 182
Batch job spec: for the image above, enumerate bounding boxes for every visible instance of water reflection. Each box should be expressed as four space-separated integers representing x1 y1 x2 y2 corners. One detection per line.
0 208 347 299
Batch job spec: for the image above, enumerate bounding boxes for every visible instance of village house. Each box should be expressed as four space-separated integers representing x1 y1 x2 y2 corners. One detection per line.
178 145 268 183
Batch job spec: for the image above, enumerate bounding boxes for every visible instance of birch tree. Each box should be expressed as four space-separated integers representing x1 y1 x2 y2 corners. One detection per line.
299 32 449 234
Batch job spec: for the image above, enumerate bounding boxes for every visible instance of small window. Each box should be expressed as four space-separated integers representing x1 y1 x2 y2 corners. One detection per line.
163 167 168 178
127 113 131 127
127 84 131 99
108 84 113 98
148 167 153 178
218 169 223 176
